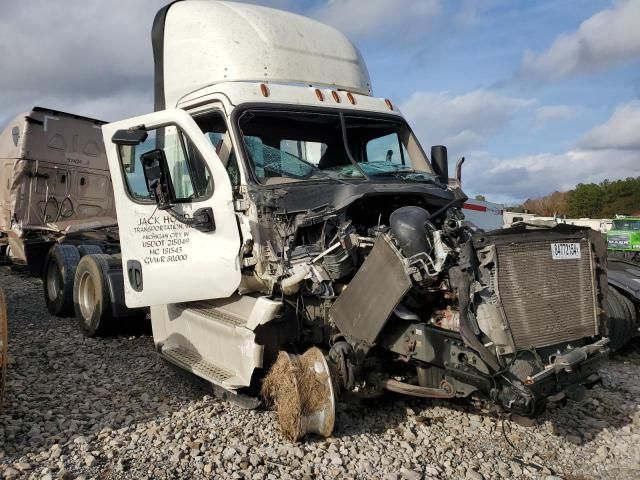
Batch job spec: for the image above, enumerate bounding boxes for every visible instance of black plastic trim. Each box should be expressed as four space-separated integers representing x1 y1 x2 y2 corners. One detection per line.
105 269 145 318
152 1 184 112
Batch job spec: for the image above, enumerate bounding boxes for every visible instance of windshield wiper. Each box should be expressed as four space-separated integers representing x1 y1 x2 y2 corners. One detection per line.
368 170 440 184
367 169 416 176
313 171 358 186
339 112 370 180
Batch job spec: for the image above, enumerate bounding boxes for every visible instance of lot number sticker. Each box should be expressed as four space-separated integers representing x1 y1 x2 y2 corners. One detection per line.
551 242 581 260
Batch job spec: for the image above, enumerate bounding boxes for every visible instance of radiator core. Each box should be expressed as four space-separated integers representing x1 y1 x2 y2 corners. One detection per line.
495 238 599 349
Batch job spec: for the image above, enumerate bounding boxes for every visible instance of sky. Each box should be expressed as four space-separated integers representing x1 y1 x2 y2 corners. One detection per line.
1 0 639 204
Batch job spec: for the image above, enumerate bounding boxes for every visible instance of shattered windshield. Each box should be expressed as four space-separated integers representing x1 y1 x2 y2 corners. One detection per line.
237 109 436 185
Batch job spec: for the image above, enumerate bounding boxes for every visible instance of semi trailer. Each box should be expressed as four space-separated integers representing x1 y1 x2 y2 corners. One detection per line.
86 0 613 439
461 198 504 231
0 107 142 333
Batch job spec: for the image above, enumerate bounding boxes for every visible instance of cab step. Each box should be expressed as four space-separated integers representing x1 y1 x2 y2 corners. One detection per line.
151 295 279 392
160 349 260 410
161 344 233 385
176 300 248 328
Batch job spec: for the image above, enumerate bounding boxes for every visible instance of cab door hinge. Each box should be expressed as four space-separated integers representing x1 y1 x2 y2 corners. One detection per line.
242 256 258 267
234 197 250 212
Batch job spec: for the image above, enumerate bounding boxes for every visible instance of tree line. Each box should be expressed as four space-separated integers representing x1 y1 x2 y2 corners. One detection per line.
512 177 640 218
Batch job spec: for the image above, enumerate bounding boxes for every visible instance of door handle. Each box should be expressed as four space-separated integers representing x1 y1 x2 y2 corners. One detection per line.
127 260 143 292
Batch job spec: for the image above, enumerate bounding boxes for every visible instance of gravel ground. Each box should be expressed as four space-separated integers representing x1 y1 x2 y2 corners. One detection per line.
1 266 639 480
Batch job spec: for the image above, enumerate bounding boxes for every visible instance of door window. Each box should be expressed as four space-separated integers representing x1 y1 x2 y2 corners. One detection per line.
192 110 240 190
117 127 213 203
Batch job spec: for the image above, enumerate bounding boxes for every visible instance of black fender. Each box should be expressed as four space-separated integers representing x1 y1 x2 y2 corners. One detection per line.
104 266 147 319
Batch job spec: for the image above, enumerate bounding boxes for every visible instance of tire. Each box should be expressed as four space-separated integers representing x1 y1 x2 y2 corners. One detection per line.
0 245 10 266
43 244 80 317
611 288 637 339
605 286 633 351
77 244 103 257
73 254 115 337
610 251 640 265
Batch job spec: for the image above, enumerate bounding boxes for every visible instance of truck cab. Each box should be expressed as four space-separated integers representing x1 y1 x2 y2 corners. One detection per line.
608 216 640 262
102 1 609 438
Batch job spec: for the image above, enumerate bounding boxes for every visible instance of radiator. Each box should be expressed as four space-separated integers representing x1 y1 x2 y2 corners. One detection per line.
495 237 599 349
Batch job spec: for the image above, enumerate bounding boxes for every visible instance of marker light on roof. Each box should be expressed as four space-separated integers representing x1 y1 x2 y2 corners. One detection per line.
260 83 270 97
385 99 393 110
315 89 324 101
346 92 356 105
331 91 341 103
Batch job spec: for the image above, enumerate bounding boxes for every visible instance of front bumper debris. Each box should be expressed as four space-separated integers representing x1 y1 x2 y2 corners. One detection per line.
524 338 609 399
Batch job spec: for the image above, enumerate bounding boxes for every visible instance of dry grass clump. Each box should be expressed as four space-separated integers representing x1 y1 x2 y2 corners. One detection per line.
261 347 331 441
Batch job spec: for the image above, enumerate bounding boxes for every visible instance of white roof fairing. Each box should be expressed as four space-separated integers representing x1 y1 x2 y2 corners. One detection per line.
156 0 372 109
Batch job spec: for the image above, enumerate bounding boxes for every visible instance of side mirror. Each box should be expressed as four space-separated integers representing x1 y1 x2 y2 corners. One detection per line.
140 149 175 210
431 145 449 184
112 128 148 146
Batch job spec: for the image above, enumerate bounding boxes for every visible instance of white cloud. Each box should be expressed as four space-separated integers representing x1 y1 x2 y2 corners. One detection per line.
0 0 320 128
400 89 533 156
518 0 640 81
311 0 441 42
578 100 640 150
452 0 498 29
0 0 170 125
465 148 640 202
465 101 640 202
534 105 578 123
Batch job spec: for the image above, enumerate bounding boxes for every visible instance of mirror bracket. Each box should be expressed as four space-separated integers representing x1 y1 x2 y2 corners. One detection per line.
140 149 175 210
192 207 216 232
112 127 148 146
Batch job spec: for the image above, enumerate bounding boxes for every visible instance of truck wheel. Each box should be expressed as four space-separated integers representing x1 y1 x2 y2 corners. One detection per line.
78 245 104 257
604 287 633 352
73 254 114 337
43 244 80 317
611 287 637 340
0 245 10 266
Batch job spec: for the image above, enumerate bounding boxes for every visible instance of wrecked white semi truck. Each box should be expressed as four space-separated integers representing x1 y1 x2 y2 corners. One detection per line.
0 107 142 331
96 0 608 438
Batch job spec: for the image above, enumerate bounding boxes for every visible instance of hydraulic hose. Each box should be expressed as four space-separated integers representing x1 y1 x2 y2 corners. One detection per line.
381 378 456 399
449 267 500 372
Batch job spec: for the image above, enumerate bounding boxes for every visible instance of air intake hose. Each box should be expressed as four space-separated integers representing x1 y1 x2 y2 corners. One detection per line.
389 206 432 257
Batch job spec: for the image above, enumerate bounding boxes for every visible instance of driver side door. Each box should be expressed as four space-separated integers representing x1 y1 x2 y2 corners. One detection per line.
102 109 241 308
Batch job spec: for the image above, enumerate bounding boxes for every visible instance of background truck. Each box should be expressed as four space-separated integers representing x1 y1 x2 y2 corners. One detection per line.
0 107 142 332
90 0 611 439
607 215 640 262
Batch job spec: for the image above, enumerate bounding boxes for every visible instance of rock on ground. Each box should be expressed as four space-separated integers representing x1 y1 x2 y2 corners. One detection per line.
1 267 640 479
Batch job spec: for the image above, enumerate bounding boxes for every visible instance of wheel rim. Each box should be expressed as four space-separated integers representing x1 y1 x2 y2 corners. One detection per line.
46 259 62 302
77 270 97 322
